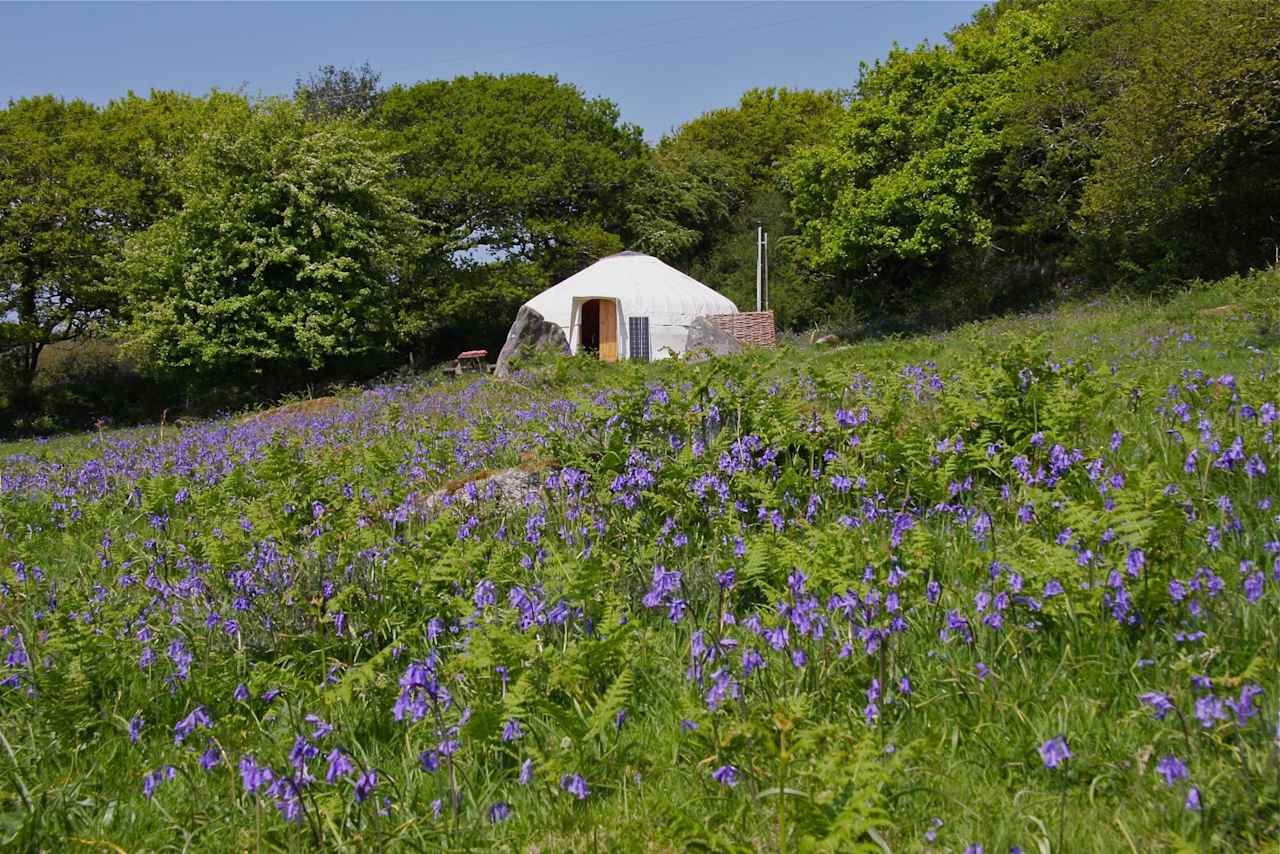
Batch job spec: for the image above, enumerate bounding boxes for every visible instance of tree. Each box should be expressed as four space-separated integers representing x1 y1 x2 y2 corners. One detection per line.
0 91 209 406
378 74 644 269
625 88 842 327
119 98 423 382
295 63 383 121
786 4 1064 308
624 147 743 263
1074 0 1280 282
375 74 646 351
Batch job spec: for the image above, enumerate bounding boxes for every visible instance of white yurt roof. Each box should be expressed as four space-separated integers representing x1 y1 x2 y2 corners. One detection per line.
524 251 737 323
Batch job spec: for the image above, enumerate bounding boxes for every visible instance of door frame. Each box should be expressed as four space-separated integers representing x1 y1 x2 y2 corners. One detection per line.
572 297 622 361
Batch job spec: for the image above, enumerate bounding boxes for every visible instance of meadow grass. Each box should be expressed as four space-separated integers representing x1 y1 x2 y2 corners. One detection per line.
1 270 1278 852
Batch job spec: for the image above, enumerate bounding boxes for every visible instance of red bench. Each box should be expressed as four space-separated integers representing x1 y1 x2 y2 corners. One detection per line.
444 349 493 375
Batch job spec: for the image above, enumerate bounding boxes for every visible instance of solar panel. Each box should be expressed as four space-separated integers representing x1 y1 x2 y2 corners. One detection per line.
628 316 650 362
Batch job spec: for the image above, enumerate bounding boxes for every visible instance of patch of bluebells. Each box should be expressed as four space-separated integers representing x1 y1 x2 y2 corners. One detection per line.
0 329 1277 847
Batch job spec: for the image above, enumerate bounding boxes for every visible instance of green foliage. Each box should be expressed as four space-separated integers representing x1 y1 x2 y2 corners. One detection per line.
787 0 1072 310
789 0 1280 316
0 271 1278 849
381 76 641 261
295 62 383 121
1074 0 1280 283
0 92 195 400
627 87 844 327
119 97 423 380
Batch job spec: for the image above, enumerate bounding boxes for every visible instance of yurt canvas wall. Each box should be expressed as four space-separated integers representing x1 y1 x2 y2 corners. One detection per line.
519 251 738 362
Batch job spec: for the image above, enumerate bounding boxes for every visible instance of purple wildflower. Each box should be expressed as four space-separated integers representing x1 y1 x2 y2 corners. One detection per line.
712 764 739 787
1139 692 1175 720
1185 786 1202 811
199 745 222 770
1156 755 1189 786
325 749 354 783
1194 695 1228 728
560 773 589 800
173 706 212 745
354 769 377 802
1039 735 1070 769
239 755 273 793
142 765 176 799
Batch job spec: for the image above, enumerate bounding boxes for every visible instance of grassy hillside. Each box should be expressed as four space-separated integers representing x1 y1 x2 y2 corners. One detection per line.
1 270 1278 852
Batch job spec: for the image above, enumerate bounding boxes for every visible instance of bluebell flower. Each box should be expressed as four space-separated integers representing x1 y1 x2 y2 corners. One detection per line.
1039 735 1070 768
142 765 175 799
560 773 589 800
1184 786 1202 811
1139 692 1174 720
1156 755 1189 786
325 749 354 783
199 745 222 770
1194 695 1228 728
173 706 212 745
711 764 738 787
354 769 377 802
239 755 273 793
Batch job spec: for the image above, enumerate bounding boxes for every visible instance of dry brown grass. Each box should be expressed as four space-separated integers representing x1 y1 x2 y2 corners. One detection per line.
239 396 343 425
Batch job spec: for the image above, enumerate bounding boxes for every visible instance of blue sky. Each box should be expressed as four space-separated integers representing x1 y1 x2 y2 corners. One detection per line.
2 1 987 141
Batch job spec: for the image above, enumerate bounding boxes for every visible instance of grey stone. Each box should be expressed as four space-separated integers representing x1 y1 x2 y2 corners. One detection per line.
684 316 743 361
424 464 552 512
495 305 571 378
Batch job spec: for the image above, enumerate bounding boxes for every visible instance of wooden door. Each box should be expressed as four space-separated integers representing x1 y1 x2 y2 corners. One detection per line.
598 299 618 362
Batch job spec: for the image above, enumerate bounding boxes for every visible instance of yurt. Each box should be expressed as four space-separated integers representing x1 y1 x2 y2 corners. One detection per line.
501 251 738 365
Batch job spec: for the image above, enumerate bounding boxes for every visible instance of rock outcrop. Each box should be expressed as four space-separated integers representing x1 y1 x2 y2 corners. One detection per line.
424 459 557 512
684 316 744 360
495 306 571 378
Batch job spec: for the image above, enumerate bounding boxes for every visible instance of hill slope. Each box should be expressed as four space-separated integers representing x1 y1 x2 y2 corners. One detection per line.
1 270 1278 851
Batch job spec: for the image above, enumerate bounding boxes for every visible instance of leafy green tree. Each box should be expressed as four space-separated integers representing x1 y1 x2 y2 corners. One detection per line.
789 0 1278 315
625 147 743 262
295 63 383 121
374 74 646 353
786 3 1074 314
626 88 842 327
119 97 422 381
378 74 645 276
1074 0 1280 282
659 87 844 190
0 93 197 404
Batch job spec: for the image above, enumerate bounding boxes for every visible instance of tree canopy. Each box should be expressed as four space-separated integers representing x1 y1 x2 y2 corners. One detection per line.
119 97 420 382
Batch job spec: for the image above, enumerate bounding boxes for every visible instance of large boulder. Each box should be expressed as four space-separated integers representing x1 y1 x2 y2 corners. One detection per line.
494 305 571 378
684 316 744 360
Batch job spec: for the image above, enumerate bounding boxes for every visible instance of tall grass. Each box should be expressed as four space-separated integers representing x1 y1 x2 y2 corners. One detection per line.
0 270 1277 851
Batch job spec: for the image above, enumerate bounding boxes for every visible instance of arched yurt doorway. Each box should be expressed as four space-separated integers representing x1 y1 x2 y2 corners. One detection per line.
577 298 618 362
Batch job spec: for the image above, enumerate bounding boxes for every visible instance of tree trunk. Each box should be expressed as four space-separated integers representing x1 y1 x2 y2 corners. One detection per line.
12 270 42 411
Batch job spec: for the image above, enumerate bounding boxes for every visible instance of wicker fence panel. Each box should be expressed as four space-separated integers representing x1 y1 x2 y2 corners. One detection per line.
705 311 777 347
